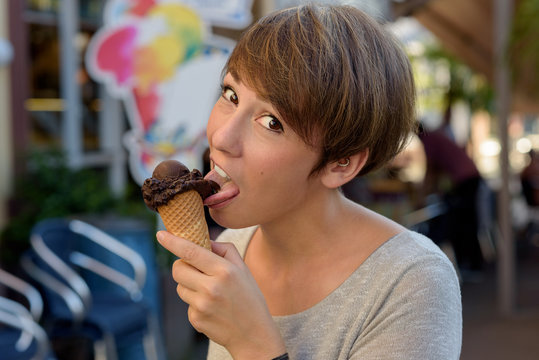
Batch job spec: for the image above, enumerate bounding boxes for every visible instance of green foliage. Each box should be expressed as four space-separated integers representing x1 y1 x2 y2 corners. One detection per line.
0 149 154 267
509 0 539 95
419 44 494 113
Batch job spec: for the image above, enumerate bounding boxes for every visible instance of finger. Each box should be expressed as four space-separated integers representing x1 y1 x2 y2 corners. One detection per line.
177 285 216 329
171 258 207 291
157 230 224 275
187 304 209 335
176 283 197 306
211 241 245 267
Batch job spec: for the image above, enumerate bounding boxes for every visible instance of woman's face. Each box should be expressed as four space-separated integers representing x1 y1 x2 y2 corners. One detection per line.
204 73 323 229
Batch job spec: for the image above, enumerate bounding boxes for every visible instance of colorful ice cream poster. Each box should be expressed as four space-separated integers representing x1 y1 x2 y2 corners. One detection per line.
86 0 244 185
178 0 253 28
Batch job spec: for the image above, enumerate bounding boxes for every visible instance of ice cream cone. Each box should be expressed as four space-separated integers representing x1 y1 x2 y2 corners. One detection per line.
158 190 211 250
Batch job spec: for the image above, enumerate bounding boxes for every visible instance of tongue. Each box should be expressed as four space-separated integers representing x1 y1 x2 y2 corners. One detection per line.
203 170 239 206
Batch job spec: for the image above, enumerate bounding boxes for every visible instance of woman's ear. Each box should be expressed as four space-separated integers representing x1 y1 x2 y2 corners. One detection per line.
320 149 369 189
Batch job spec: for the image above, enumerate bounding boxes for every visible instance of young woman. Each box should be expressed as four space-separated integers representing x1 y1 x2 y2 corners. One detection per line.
156 4 462 359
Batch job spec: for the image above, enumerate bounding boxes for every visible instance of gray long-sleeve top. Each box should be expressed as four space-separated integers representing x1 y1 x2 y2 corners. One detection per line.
207 227 462 360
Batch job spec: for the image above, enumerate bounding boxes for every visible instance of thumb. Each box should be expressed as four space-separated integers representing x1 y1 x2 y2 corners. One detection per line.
211 241 244 265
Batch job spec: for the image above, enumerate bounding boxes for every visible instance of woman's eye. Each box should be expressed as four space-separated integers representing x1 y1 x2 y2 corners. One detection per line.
222 86 238 104
258 115 284 133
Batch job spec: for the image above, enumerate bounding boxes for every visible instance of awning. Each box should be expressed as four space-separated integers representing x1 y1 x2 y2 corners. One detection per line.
392 0 538 112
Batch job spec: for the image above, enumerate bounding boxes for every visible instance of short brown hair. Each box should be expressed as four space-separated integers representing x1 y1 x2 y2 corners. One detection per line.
224 4 416 176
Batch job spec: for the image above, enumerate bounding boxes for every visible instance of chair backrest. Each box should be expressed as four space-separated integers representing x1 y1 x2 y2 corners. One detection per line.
25 219 92 321
0 268 52 360
23 218 148 323
0 268 43 321
20 251 87 323
31 219 77 262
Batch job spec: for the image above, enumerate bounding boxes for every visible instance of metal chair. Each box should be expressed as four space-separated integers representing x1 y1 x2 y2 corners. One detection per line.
0 267 55 359
21 218 164 360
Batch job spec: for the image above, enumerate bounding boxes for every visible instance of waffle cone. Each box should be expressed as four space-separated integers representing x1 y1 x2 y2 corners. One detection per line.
158 190 211 250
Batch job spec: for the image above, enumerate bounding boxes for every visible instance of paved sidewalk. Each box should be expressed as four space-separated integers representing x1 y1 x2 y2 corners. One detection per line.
460 241 539 360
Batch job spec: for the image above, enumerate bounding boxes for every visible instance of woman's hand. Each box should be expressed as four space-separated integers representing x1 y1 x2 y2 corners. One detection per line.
156 231 286 359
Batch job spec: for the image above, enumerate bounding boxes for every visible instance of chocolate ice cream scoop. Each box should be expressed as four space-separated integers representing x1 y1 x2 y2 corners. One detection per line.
141 160 219 211
152 159 190 179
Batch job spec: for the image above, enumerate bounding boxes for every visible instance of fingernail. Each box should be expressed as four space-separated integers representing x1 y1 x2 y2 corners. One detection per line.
156 231 164 243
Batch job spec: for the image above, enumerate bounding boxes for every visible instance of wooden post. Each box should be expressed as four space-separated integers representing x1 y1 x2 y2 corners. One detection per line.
494 0 514 316
8 0 30 176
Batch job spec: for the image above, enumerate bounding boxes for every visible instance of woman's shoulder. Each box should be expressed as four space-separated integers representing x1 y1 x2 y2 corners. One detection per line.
365 230 460 294
214 226 257 257
346 231 462 359
373 230 453 267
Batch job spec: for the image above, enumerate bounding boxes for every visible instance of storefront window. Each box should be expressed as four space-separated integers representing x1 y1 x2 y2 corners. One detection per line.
26 0 102 22
23 0 106 151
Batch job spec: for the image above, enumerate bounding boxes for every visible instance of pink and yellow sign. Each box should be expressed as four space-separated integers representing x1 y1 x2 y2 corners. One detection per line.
86 0 234 184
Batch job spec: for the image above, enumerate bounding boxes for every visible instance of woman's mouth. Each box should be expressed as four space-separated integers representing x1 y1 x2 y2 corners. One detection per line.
204 162 240 208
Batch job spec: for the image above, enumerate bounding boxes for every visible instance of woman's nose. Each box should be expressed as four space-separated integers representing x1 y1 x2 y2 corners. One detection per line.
208 111 243 157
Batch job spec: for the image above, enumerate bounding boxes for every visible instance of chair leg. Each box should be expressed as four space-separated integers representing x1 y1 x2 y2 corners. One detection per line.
143 314 166 360
105 333 118 360
93 333 118 360
93 339 107 360
143 332 159 360
478 225 497 263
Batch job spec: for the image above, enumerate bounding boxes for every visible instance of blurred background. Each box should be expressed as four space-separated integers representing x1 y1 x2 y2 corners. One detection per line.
0 0 538 359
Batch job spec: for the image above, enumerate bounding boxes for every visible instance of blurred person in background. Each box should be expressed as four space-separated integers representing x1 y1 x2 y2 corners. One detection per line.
521 149 539 208
520 149 539 247
418 122 485 275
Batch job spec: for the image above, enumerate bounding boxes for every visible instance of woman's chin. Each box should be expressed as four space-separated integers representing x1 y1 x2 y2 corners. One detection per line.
208 208 254 230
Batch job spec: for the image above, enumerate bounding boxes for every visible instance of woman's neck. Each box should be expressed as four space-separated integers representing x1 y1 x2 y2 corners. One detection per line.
246 188 405 271
248 191 360 264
